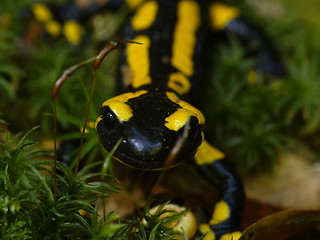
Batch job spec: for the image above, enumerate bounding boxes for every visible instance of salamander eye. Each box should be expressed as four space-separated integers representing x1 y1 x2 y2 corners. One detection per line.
102 110 119 130
184 116 199 139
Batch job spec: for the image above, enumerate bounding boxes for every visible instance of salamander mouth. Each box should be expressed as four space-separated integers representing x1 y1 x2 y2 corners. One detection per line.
112 150 177 170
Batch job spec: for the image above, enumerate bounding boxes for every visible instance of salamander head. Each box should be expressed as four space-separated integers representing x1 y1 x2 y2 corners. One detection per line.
95 90 204 170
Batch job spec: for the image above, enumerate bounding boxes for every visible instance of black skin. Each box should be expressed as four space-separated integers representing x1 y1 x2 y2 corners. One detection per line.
47 0 286 239
97 90 203 170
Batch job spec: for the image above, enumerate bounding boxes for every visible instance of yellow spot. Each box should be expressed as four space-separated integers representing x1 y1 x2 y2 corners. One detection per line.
247 69 257 84
199 224 215 240
107 101 133 122
168 72 191 95
131 1 158 31
125 0 145 10
210 201 230 225
209 3 240 30
221 231 242 240
45 20 61 37
166 91 205 125
171 0 200 77
63 20 84 45
126 35 152 88
32 3 52 22
194 140 225 165
78 209 86 216
165 108 194 131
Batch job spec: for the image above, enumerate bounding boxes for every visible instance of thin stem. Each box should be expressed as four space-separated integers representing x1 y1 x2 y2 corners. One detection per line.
74 70 97 180
52 100 57 203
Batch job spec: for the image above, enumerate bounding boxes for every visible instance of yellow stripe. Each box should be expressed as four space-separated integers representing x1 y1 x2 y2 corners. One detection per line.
194 140 225 165
126 35 152 88
209 3 240 30
131 1 158 31
171 0 200 77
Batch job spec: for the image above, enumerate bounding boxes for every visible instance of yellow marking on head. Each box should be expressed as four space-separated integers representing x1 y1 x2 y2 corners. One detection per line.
171 1 200 77
201 131 204 141
209 3 240 30
210 200 230 225
126 35 152 88
103 90 147 106
166 91 180 103
45 20 61 37
165 108 194 131
166 91 205 126
107 101 133 122
32 3 52 22
131 1 158 31
125 0 145 10
95 116 103 130
221 231 242 240
178 100 205 125
100 90 147 123
63 20 84 45
198 224 215 240
168 72 191 95
194 140 225 165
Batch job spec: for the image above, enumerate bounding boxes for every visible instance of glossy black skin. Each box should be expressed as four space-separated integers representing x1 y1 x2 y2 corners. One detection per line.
96 1 286 171
97 0 206 170
45 0 286 239
96 90 203 169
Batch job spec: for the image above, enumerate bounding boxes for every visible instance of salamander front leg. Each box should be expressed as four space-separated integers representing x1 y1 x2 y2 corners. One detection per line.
194 140 245 240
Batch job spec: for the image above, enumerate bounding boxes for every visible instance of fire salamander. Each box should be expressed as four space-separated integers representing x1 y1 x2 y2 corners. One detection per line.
33 0 286 239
